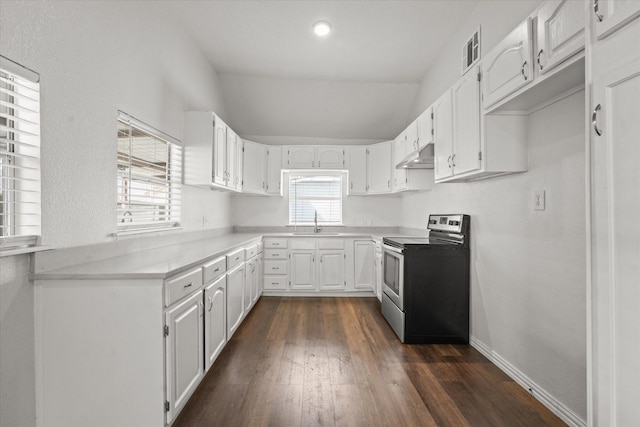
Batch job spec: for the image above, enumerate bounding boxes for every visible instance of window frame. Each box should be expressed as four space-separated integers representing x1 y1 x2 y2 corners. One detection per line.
116 111 182 236
288 171 344 226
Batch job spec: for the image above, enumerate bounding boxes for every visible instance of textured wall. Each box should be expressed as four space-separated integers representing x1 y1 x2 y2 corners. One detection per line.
0 2 232 425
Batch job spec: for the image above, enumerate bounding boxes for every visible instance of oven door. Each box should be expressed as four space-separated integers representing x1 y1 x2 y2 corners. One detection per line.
382 244 404 311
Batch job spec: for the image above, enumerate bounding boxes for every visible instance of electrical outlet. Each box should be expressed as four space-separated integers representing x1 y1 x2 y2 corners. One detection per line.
534 190 545 211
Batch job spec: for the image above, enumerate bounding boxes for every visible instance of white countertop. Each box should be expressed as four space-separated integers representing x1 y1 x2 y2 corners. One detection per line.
31 231 406 281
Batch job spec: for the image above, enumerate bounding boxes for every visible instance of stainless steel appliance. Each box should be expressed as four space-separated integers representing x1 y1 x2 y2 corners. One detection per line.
381 214 470 344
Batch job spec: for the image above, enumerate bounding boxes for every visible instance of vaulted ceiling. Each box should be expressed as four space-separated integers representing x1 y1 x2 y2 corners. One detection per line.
163 0 481 142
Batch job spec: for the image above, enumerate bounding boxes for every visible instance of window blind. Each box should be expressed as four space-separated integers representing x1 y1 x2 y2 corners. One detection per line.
0 56 41 249
117 112 182 234
289 173 342 225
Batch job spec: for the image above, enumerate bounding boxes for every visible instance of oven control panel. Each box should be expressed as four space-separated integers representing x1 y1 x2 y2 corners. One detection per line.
427 214 469 233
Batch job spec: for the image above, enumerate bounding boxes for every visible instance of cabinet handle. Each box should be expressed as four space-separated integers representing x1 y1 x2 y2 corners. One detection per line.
272 253 280 256
452 154 456 167
208 296 213 312
318 161 321 168
593 0 603 22
214 267 220 272
537 49 544 70
521 61 528 81
350 182 353 190
184 282 193 289
235 256 240 260
592 104 603 136
273 267 280 270
447 156 452 169
387 180 390 189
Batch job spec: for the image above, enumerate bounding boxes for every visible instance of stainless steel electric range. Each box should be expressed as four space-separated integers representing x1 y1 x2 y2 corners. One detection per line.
381 214 470 344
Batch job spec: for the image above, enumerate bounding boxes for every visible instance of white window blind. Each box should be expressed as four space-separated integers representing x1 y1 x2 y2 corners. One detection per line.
0 56 41 250
289 173 343 225
117 112 182 234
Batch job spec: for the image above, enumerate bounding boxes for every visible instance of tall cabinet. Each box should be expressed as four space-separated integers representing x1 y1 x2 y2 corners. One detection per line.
588 7 640 427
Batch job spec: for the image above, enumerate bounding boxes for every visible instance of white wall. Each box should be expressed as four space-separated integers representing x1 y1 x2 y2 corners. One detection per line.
0 2 231 426
401 0 586 421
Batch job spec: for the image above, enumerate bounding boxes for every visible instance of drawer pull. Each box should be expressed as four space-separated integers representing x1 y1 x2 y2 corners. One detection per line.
214 267 220 272
272 282 278 285
184 282 193 289
235 256 240 260
272 253 280 256
273 267 280 270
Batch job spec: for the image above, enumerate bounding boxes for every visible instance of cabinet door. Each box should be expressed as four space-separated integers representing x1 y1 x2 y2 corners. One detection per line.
266 146 282 195
375 250 383 301
354 241 374 291
433 90 454 181
226 129 237 188
204 276 226 372
213 120 227 186
244 259 254 312
452 66 481 176
255 255 263 302
226 264 245 338
165 291 204 424
290 250 316 290
404 120 419 153
367 141 392 193
536 0 585 74
590 22 640 426
287 146 315 168
319 251 345 291
317 146 344 169
594 0 640 40
482 18 533 108
417 107 434 150
348 146 368 195
235 138 243 191
242 141 265 194
393 135 407 192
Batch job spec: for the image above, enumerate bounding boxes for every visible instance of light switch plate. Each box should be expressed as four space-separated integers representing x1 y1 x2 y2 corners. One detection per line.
534 190 545 211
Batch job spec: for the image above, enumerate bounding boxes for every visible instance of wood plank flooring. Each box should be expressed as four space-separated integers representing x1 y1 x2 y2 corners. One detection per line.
173 297 566 427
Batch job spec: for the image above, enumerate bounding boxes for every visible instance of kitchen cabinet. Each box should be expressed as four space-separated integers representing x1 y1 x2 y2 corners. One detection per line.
183 112 242 192
482 18 533 109
433 90 454 182
255 252 263 303
266 145 283 195
245 257 256 311
353 240 375 291
318 250 345 291
593 0 640 40
452 66 482 177
416 107 434 151
263 238 288 291
165 290 204 424
289 249 316 290
347 145 368 195
242 140 266 194
589 17 640 427
204 274 226 373
367 141 392 194
374 238 383 301
285 145 345 169
393 133 409 192
536 0 585 75
226 248 246 339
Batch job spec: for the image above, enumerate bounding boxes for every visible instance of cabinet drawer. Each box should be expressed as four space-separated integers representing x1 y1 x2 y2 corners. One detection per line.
317 239 344 250
165 268 203 307
203 257 226 283
227 248 245 270
290 239 315 250
245 244 258 260
263 275 288 290
264 238 288 249
264 260 287 274
264 249 287 260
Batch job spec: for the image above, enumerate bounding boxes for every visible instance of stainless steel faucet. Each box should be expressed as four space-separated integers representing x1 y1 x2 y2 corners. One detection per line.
314 210 320 234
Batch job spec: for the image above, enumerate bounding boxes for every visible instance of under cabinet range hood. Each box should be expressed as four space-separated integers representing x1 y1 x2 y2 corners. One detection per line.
395 143 435 169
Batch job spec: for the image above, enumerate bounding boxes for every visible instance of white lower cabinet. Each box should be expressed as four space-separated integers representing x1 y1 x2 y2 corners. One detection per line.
354 240 375 291
289 249 316 291
226 263 245 339
204 275 226 372
165 290 204 424
318 250 345 291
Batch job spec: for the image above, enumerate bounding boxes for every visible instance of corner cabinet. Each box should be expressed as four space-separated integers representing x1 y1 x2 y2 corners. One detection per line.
184 111 243 192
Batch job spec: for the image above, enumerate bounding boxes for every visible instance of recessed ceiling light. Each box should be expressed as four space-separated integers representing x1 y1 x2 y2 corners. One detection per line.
313 21 331 37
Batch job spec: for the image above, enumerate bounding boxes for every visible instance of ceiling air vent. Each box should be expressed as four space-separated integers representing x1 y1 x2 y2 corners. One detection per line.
462 27 480 75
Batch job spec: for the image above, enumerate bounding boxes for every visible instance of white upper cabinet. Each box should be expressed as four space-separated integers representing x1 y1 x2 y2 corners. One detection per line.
536 0 585 75
347 146 368 195
183 112 242 192
416 107 434 151
593 0 640 40
403 119 419 153
242 140 266 194
451 66 482 177
266 145 283 195
482 18 533 109
367 141 392 194
433 90 454 182
284 146 345 169
393 134 408 192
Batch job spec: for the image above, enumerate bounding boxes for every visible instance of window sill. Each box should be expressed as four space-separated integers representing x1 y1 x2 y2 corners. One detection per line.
114 226 184 239
0 245 54 258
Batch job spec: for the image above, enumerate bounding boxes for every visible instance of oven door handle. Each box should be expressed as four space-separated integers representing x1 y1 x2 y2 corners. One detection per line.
382 244 403 255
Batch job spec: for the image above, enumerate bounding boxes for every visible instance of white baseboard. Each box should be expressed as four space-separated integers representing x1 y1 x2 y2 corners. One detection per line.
470 336 586 427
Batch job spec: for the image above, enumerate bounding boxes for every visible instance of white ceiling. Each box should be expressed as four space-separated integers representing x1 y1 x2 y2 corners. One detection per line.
162 0 481 142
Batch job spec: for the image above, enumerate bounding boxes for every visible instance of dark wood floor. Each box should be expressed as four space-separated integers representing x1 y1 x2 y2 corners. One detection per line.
173 297 566 427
